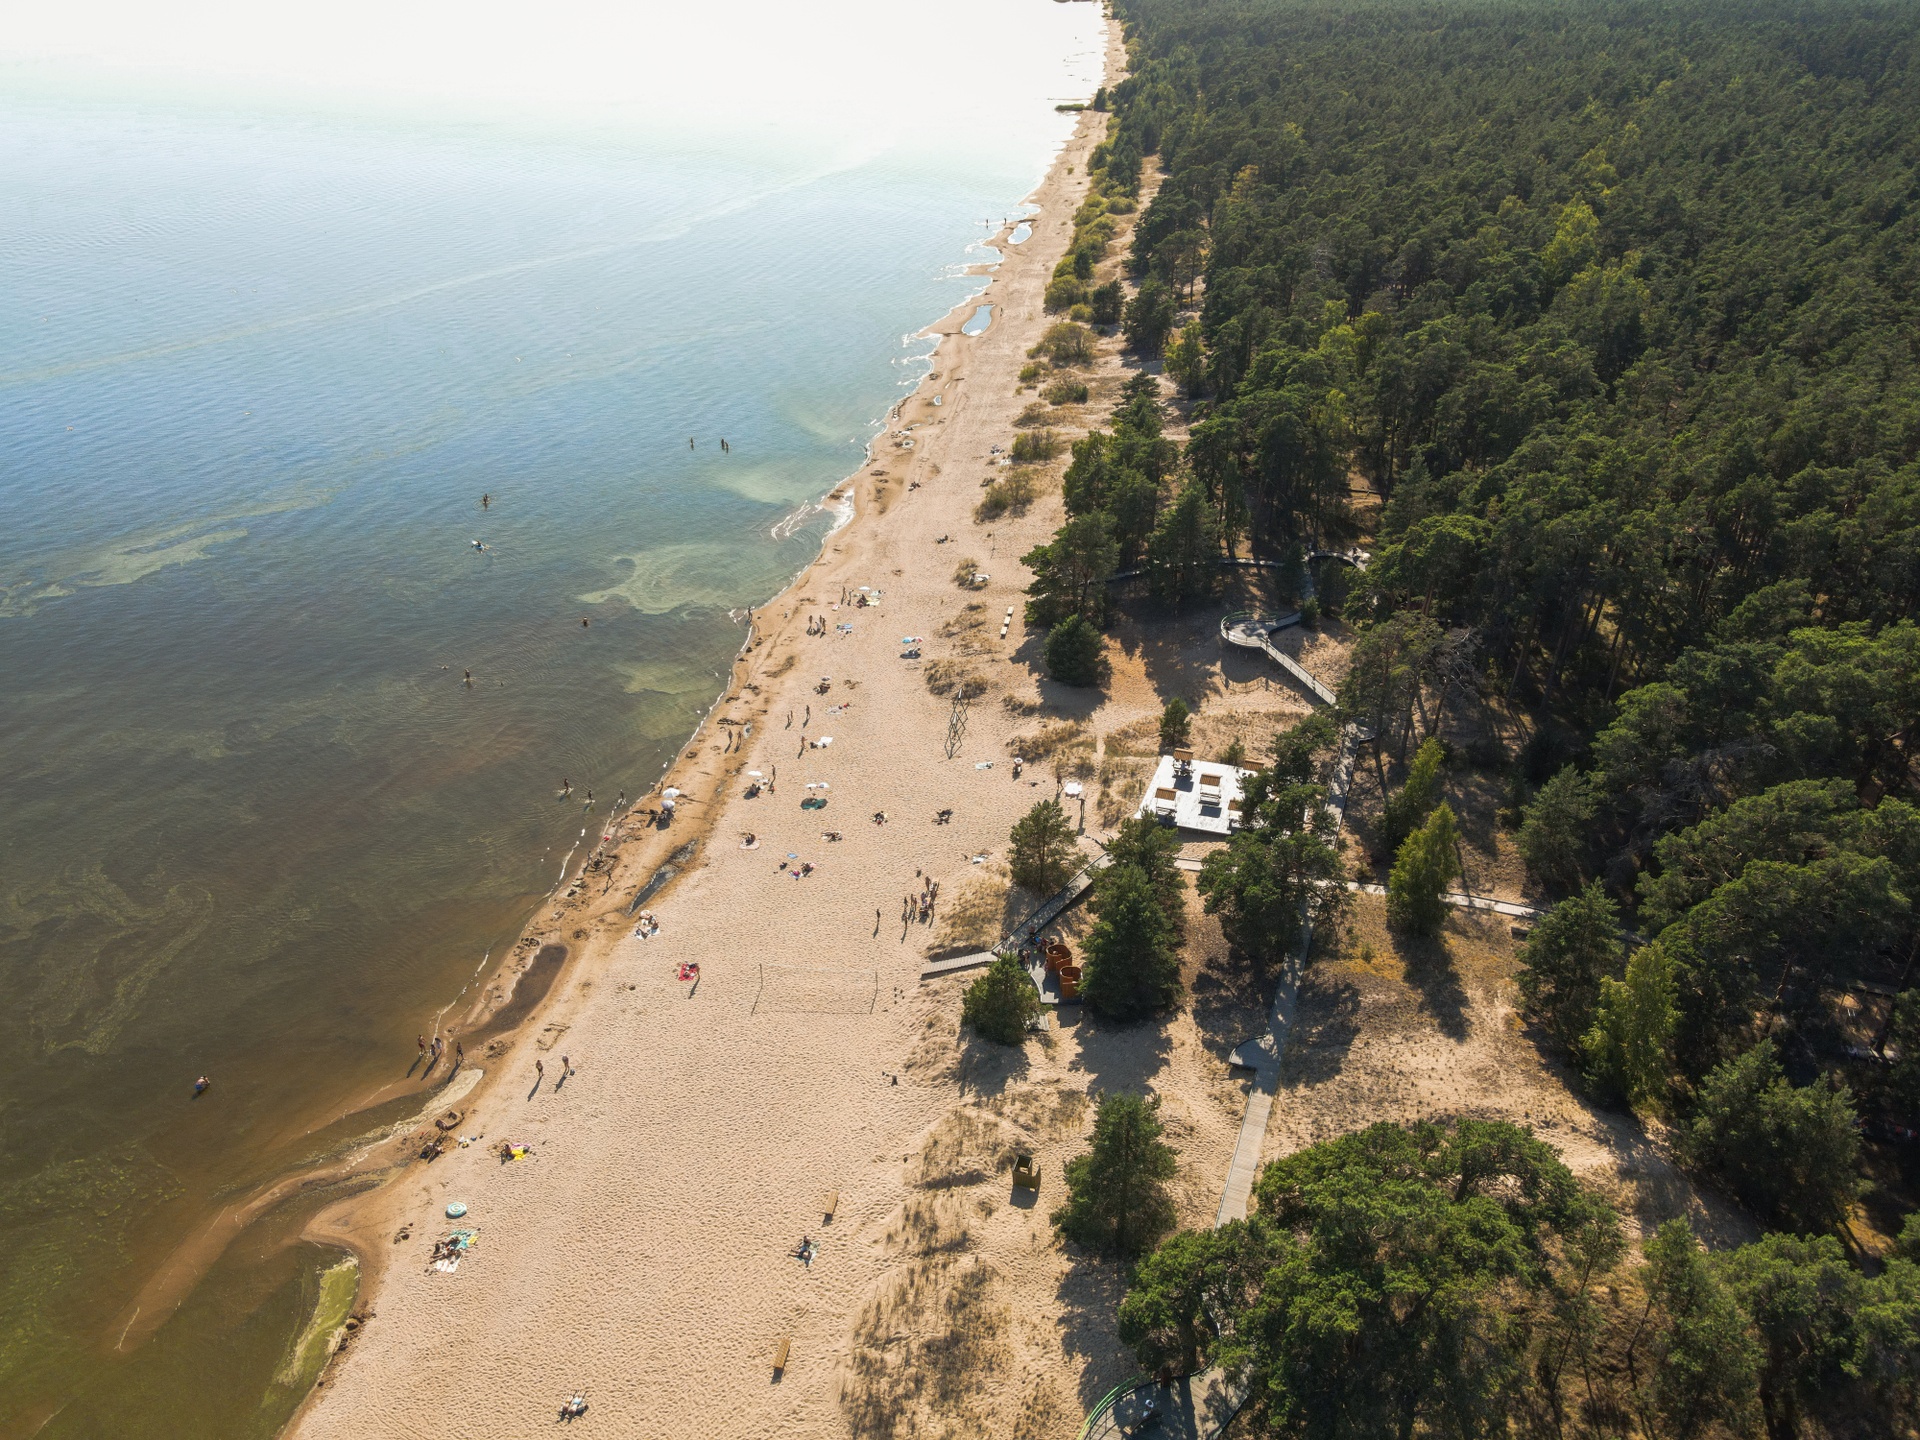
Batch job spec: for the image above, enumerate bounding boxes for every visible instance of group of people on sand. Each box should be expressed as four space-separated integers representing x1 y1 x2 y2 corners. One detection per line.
902 876 940 926
417 1032 464 1073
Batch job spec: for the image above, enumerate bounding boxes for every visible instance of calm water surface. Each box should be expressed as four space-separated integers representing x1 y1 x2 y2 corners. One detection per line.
0 10 1101 1430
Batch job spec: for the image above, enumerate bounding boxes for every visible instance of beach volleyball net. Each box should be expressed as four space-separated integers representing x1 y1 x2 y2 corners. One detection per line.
751 964 879 1015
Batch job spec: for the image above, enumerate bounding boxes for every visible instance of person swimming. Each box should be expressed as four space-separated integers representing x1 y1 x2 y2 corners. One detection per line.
472 539 486 551
481 493 490 508
192 1076 210 1097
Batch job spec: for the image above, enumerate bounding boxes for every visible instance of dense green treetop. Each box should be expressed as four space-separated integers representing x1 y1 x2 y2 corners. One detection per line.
1071 0 1920 1208
1106 0 1920 703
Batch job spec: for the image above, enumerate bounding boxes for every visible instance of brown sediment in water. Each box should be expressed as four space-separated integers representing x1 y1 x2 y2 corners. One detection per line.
100 934 573 1354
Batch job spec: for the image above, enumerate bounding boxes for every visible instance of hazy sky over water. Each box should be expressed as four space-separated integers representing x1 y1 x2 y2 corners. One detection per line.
3 0 1105 153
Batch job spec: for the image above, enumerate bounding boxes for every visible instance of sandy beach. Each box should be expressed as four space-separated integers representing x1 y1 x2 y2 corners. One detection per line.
285 21 1188 1437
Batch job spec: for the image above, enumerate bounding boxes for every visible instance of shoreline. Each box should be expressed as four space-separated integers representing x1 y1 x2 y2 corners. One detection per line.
276 27 1128 1435
99 83 1091 1371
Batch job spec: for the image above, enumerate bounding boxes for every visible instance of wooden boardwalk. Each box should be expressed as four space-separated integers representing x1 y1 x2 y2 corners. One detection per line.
1219 611 1337 705
918 851 1111 1003
1208 615 1356 1221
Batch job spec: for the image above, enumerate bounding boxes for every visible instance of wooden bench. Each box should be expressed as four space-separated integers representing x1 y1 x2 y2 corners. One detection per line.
773 1335 791 1377
820 1189 840 1222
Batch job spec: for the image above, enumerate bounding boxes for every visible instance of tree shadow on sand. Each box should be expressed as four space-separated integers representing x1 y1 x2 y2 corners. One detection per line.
953 1026 1033 1098
1188 933 1279 1067
1006 632 1110 721
1443 767 1506 861
1387 929 1471 1041
1060 1006 1175 1096
1053 1253 1136 1413
1277 972 1364 1085
1104 599 1235 711
1189 961 1271 1054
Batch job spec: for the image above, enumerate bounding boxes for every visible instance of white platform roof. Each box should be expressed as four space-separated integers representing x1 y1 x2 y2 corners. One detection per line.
1135 753 1256 836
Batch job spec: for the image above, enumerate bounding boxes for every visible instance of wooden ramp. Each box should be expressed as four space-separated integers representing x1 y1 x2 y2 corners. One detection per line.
918 852 1109 1002
1219 611 1336 705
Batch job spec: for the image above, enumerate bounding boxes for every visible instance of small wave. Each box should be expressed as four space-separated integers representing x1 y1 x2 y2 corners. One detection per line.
770 501 821 541
825 490 856 533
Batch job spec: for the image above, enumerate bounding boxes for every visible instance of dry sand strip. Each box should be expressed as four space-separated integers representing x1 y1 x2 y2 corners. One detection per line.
287 26 1138 1440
